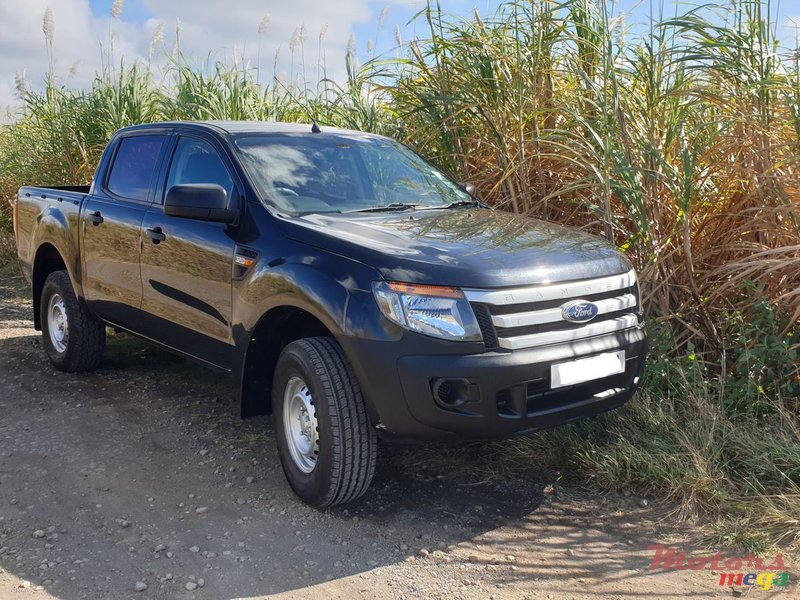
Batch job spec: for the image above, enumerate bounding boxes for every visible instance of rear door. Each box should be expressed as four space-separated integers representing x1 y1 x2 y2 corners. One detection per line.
81 132 168 326
137 134 241 369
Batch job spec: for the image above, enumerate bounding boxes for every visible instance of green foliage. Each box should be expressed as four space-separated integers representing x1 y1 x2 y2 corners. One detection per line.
719 283 800 414
643 321 709 403
646 282 799 417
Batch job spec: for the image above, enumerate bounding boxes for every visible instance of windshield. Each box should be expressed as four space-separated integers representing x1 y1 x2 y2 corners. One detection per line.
233 133 471 215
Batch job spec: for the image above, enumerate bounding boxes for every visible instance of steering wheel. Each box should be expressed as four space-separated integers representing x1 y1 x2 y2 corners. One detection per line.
274 186 299 196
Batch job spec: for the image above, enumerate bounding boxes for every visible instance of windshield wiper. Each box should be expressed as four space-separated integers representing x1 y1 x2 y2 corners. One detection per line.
346 199 482 214
346 203 423 213
445 199 481 208
415 199 482 211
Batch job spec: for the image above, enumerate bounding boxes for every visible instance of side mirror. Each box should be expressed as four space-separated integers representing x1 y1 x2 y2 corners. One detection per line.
165 184 238 224
459 183 476 196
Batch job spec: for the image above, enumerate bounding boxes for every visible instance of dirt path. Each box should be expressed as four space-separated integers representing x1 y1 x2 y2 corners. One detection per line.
0 269 793 599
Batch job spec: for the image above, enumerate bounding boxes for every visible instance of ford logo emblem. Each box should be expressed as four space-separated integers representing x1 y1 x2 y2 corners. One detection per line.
561 300 599 323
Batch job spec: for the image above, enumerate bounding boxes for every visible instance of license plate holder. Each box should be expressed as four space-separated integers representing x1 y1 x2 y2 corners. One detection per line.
550 350 626 389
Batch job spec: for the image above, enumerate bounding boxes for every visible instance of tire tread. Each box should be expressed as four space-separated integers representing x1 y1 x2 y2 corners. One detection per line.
282 337 376 507
41 271 105 372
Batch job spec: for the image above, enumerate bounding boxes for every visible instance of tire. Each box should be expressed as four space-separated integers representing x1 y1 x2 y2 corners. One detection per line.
40 270 106 372
272 337 377 507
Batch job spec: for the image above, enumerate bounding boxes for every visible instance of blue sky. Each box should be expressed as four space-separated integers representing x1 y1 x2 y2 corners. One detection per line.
1 1 798 116
85 0 799 51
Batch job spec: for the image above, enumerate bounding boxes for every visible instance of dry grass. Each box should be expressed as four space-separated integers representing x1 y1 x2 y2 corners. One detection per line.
0 229 18 275
382 1 799 362
510 388 800 555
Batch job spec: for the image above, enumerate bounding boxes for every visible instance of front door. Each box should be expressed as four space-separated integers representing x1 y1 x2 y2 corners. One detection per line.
81 133 168 325
138 135 240 369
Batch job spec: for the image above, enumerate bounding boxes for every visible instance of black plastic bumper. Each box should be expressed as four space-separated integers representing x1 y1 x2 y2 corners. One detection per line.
343 325 647 441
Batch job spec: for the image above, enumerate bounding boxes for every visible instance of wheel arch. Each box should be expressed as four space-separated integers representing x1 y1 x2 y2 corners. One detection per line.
239 304 335 419
32 243 71 331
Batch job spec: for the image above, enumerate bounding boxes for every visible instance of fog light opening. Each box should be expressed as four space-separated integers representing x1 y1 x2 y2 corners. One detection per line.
432 378 471 408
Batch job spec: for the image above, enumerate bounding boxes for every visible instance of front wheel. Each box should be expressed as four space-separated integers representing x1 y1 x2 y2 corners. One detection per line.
40 271 106 372
273 337 377 507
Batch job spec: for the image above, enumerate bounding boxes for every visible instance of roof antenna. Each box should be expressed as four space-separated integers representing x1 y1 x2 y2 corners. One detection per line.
311 122 322 134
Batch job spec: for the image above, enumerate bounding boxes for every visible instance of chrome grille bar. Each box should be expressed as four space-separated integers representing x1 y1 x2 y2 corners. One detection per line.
491 293 636 328
463 269 636 306
497 315 639 350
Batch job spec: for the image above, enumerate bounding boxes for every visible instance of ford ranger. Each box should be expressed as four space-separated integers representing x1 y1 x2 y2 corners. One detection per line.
13 121 647 506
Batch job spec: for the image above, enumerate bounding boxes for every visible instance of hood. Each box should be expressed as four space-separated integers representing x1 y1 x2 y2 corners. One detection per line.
281 208 631 288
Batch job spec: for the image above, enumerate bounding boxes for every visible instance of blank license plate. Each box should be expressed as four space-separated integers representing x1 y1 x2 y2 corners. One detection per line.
550 351 626 389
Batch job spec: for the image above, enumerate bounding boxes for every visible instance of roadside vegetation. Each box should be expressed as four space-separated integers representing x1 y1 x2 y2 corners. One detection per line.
0 229 17 276
0 0 797 553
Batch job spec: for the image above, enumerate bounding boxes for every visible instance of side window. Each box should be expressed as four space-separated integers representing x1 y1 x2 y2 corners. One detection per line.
166 138 235 202
106 135 165 201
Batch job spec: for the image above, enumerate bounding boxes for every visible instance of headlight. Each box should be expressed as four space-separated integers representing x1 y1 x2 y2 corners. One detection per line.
371 281 482 342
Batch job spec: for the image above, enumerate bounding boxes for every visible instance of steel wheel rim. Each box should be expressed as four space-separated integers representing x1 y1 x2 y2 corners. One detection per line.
283 377 319 474
47 293 69 354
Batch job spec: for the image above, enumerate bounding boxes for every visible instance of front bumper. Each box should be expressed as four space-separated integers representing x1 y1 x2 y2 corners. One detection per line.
344 325 648 441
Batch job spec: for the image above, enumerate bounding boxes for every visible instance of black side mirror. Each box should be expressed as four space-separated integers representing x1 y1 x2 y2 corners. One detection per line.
165 184 238 224
459 183 476 196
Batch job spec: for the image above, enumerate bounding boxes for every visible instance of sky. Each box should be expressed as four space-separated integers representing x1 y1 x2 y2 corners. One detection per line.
0 0 798 118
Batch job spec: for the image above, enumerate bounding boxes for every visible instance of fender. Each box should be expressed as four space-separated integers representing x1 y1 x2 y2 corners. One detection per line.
234 260 355 341
233 252 384 420
28 206 89 330
31 206 84 299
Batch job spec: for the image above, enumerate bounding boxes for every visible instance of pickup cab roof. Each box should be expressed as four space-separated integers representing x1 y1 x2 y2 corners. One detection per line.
115 120 384 139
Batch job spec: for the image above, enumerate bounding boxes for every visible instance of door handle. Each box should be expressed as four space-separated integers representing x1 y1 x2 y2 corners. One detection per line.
89 211 104 226
145 227 166 244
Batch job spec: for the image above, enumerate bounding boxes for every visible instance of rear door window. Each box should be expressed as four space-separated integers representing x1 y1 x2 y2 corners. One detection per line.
106 135 166 201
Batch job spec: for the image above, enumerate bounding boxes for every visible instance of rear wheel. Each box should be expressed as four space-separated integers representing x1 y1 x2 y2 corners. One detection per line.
40 271 105 372
273 337 377 507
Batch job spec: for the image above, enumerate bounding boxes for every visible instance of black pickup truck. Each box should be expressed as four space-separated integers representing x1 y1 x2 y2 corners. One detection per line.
13 121 647 506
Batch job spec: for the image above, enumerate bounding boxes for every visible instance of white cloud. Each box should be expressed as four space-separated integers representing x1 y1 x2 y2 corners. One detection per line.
140 0 375 71
1 0 95 113
0 0 405 119
786 16 800 43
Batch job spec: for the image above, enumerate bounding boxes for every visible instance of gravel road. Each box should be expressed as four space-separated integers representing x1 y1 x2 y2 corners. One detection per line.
0 267 793 599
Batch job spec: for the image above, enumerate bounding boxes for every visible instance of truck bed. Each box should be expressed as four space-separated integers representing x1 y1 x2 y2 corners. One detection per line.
15 185 89 287
18 185 90 202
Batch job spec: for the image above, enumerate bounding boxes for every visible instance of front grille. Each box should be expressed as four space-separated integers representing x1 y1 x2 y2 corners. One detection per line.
466 269 640 351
